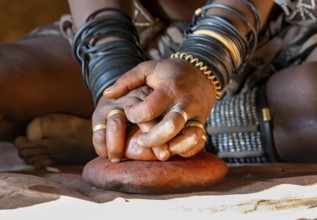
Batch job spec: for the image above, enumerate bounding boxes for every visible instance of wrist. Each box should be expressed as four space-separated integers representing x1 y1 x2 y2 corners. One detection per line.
71 8 144 105
175 1 262 98
171 52 222 99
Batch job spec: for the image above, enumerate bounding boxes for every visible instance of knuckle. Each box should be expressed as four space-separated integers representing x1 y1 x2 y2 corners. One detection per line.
125 112 137 123
181 133 199 148
107 118 125 132
118 73 128 82
191 133 200 145
163 83 177 99
139 86 153 97
161 119 177 134
143 102 156 121
126 103 154 123
93 132 106 145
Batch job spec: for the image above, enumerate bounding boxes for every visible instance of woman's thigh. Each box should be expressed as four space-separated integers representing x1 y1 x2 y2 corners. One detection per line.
267 62 317 162
0 36 94 139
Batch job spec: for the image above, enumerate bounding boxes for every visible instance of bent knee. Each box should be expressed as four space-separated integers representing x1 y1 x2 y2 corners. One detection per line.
267 62 317 113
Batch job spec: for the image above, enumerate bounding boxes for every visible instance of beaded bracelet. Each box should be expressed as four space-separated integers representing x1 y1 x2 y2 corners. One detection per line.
171 52 222 99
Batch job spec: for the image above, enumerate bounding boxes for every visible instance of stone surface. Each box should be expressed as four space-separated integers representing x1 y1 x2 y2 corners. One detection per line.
82 152 228 194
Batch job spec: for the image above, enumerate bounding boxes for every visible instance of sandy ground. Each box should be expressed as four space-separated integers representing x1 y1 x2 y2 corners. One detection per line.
0 142 317 220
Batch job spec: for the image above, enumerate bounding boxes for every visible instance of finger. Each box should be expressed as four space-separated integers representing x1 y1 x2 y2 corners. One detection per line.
168 125 205 155
125 87 174 123
14 136 28 149
92 113 108 157
14 136 45 152
179 139 206 158
25 155 54 167
15 136 47 151
152 144 170 161
15 137 48 159
123 125 157 161
106 109 127 163
136 110 187 148
138 121 171 161
103 63 151 99
19 148 47 158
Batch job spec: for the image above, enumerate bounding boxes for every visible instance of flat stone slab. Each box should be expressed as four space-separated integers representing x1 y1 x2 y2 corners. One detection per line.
82 152 228 194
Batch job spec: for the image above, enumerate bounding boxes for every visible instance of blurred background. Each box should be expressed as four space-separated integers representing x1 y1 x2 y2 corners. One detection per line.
0 0 69 42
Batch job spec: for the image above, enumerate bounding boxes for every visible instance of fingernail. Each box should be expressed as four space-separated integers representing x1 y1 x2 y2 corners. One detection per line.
125 105 132 111
124 105 132 117
110 157 121 163
159 150 170 160
136 138 145 147
104 85 114 92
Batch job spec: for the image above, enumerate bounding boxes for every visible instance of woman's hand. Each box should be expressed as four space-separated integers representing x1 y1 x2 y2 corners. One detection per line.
92 86 170 162
103 58 216 156
123 123 157 161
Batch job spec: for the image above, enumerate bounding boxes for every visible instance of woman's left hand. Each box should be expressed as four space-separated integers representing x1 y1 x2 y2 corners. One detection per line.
103 58 216 157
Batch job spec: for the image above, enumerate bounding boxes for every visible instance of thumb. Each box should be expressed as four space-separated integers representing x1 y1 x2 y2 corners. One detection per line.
103 64 148 99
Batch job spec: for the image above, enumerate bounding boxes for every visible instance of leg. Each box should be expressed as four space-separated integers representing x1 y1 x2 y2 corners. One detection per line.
0 36 96 166
267 62 317 163
0 36 94 140
206 62 317 163
15 113 95 166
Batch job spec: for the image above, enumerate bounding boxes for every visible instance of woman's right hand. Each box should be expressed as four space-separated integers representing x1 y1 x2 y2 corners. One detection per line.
92 86 170 162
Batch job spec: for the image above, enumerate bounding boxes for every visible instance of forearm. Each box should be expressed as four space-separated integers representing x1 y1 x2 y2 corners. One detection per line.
68 0 134 29
206 0 274 35
175 0 274 99
67 0 143 104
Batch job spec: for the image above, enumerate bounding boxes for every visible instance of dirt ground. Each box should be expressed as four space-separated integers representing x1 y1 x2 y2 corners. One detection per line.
0 142 317 219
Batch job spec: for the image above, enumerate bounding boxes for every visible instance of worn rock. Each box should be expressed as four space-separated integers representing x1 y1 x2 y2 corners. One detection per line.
82 152 228 194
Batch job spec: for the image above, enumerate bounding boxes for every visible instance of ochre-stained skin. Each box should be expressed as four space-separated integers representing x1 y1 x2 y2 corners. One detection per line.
169 133 198 154
82 152 228 194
